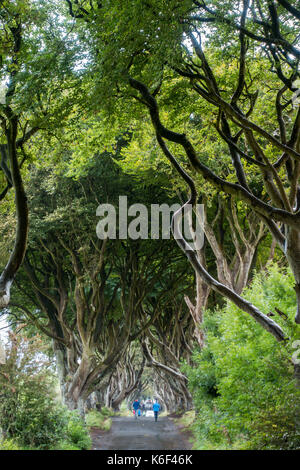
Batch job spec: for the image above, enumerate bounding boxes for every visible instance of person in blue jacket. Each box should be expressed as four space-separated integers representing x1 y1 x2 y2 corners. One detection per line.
152 400 161 422
132 399 140 419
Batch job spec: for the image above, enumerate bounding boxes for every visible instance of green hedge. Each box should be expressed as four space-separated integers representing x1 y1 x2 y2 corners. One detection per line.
183 264 300 450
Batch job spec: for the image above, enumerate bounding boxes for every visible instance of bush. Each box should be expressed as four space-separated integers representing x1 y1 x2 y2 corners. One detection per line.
0 438 21 450
85 410 112 431
0 333 66 449
0 333 91 450
53 440 81 451
85 410 105 428
100 406 113 417
65 412 91 450
183 264 300 450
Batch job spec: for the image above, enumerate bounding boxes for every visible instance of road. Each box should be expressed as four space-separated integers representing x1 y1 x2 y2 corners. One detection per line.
91 416 192 450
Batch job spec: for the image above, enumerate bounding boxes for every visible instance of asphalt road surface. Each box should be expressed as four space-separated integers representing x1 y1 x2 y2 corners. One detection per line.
91 416 192 450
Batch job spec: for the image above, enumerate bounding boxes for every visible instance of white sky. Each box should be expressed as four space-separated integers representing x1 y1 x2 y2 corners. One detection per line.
0 313 9 344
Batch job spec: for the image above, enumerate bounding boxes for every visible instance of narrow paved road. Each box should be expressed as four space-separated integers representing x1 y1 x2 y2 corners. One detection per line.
91 416 192 450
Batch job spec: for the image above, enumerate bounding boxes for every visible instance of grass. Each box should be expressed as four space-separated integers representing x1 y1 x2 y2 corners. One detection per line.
172 410 196 449
117 401 134 417
174 410 196 429
85 410 112 431
119 409 133 417
174 410 196 431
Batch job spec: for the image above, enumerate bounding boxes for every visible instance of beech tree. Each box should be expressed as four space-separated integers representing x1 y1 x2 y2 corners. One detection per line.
119 120 270 346
99 352 145 411
7 152 192 410
63 0 300 343
1 0 299 421
0 0 80 307
141 297 194 411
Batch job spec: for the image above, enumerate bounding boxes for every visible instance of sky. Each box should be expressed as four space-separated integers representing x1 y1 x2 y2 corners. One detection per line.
0 313 9 344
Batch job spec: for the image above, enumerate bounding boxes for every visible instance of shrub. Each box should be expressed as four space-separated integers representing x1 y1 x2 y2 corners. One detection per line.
53 440 81 451
0 438 21 450
85 410 112 431
85 410 105 428
100 406 113 417
184 264 300 450
65 412 91 450
0 333 91 450
0 333 66 449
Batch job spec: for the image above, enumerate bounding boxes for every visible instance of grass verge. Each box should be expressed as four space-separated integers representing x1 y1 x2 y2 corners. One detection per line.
86 410 112 432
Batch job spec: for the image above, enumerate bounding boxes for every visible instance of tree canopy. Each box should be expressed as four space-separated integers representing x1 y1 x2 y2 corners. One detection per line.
0 0 300 450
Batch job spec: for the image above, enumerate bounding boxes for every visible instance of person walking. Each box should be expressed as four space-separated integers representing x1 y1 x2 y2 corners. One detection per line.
133 399 140 419
152 400 161 422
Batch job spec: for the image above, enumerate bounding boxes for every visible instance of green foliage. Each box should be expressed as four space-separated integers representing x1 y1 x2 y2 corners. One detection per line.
0 333 91 450
174 410 196 430
85 409 112 431
85 410 104 428
100 406 114 417
0 333 67 449
0 438 21 450
183 264 300 450
1 1 300 453
64 412 92 450
53 441 81 451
